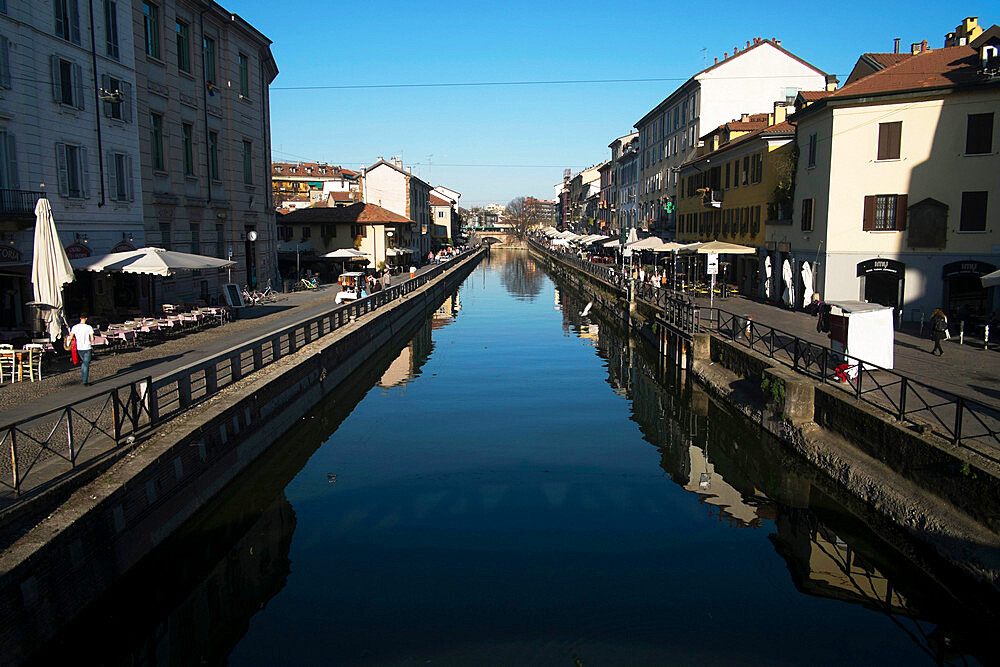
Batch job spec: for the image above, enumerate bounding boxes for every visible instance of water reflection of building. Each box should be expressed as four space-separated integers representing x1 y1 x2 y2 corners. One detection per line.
378 320 435 389
496 249 544 301
431 293 461 330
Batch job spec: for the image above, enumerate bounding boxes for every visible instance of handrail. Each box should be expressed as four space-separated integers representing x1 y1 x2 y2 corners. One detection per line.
0 248 484 501
529 238 999 461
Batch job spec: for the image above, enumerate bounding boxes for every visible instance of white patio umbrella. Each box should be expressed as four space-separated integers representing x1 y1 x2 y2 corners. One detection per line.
627 236 665 250
764 256 772 299
323 248 368 259
801 261 813 308
982 269 1000 288
70 247 236 275
30 198 75 341
782 259 793 307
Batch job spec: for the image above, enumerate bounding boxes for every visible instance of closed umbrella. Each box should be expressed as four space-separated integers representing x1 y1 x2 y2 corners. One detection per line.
801 261 813 308
782 259 793 307
764 256 772 299
982 269 1000 288
30 198 75 341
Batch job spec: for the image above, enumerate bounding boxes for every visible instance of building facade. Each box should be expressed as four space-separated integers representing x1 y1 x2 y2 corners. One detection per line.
773 31 1000 321
272 161 359 211
362 157 431 260
634 38 830 238
608 132 637 234
134 0 279 300
0 0 146 323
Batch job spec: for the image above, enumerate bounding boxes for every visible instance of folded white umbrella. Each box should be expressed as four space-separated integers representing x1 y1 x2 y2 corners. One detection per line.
982 269 1000 288
31 198 75 341
782 259 793 307
801 262 813 308
71 247 235 276
764 256 772 299
626 228 639 245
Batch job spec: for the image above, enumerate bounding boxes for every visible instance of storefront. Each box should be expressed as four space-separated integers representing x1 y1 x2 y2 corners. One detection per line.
942 260 996 321
0 244 28 329
857 258 905 317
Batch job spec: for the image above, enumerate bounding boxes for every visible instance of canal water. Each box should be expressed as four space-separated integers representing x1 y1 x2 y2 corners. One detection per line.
35 250 995 665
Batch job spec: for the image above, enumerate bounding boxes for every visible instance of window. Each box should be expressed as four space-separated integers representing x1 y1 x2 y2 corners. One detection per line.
190 222 200 253
107 152 133 201
182 123 194 175
724 162 730 189
801 198 814 231
104 0 119 59
238 52 249 97
51 56 84 109
142 2 159 59
437 210 444 218
101 75 131 121
150 113 164 171
877 121 901 160
965 113 994 155
216 223 225 258
203 35 215 84
242 140 252 184
54 0 81 44
863 194 907 231
0 130 19 189
55 142 88 198
750 152 763 184
742 156 749 185
301 226 311 240
159 221 171 250
807 133 817 168
959 191 988 231
176 21 190 72
208 131 219 179
0 35 10 88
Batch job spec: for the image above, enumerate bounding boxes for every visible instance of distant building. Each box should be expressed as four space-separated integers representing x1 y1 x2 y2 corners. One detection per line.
634 37 832 238
272 162 360 210
430 193 457 245
525 197 557 223
362 157 432 260
613 134 639 235
608 133 637 234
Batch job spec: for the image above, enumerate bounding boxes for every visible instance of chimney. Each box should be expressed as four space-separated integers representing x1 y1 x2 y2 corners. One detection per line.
921 39 928 52
773 102 787 125
894 38 900 53
911 42 921 55
746 40 751 49
740 113 750 122
733 47 738 56
723 52 727 60
714 57 718 64
775 40 781 47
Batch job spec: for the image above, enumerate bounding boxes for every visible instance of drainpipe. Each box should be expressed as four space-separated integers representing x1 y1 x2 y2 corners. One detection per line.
88 0 106 206
200 8 211 207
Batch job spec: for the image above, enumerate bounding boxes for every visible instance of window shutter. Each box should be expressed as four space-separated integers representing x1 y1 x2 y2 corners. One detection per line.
890 121 902 158
101 73 111 116
0 36 10 88
69 0 80 44
72 62 84 109
122 81 131 122
53 0 65 38
895 194 908 230
126 154 134 200
862 195 876 230
55 143 69 196
50 55 60 101
106 151 118 200
79 145 89 198
4 132 18 188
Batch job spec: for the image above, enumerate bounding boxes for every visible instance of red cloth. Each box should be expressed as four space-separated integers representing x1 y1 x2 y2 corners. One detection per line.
71 338 79 365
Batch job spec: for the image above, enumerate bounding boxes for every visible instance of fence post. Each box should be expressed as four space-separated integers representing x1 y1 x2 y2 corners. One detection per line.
953 397 964 445
178 375 192 408
112 388 122 442
855 362 862 399
252 345 264 370
66 409 76 466
145 376 159 423
10 429 19 496
205 364 218 395
230 354 242 383
793 338 800 371
898 376 907 421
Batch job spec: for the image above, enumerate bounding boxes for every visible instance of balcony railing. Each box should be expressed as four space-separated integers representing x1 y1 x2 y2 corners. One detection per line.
0 190 44 222
702 189 723 208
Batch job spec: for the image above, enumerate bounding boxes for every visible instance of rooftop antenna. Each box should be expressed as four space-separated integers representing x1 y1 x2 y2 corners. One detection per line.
700 47 708 67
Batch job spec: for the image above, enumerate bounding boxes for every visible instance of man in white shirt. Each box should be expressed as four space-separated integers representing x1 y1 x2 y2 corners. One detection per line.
69 313 95 386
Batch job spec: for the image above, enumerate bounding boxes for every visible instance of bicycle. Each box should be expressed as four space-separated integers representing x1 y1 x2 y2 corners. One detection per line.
242 286 261 307
258 279 279 303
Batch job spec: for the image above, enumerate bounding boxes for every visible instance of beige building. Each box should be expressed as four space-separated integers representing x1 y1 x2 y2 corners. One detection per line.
772 28 1000 322
135 0 278 300
362 157 431 260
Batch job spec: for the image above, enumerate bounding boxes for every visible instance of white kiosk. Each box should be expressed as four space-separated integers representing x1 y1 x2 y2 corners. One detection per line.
826 300 895 373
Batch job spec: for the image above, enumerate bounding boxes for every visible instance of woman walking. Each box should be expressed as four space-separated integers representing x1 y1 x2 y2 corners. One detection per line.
930 308 948 356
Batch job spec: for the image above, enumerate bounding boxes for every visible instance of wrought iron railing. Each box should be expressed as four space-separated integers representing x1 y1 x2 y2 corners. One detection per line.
0 189 45 219
529 239 1000 461
0 248 484 501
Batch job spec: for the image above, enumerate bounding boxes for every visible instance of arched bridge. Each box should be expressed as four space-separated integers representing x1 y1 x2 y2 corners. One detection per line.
469 229 521 246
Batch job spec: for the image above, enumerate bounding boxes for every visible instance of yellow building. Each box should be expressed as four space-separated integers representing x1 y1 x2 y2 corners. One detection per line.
676 105 796 294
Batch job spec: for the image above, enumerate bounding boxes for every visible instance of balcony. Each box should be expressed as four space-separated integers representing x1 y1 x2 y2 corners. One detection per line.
701 189 723 208
0 190 45 231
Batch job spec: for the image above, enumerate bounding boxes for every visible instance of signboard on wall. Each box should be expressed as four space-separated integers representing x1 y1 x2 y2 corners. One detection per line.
0 245 22 263
65 243 91 259
706 253 719 275
221 283 245 308
111 241 136 253
856 258 904 277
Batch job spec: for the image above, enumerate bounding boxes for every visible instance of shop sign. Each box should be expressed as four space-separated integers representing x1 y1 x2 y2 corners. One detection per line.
941 260 995 279
65 243 92 259
0 245 22 263
856 258 904 277
110 241 136 253
706 253 719 275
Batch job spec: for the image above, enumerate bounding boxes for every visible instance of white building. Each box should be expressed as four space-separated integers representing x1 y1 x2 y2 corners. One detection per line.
362 157 431 260
634 37 833 237
1 0 146 323
771 28 1000 323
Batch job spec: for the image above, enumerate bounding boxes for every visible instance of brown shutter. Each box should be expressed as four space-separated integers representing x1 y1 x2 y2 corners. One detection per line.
890 122 902 159
863 195 876 230
895 194 908 230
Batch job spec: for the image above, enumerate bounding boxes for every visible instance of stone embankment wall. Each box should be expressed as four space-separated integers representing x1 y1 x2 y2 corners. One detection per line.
0 251 484 663
530 245 1000 592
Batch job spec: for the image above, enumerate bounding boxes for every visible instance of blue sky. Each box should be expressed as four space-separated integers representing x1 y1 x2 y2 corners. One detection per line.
230 1 990 207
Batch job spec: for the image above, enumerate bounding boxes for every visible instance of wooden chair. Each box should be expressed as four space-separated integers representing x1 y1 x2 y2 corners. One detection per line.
23 343 43 381
0 344 13 383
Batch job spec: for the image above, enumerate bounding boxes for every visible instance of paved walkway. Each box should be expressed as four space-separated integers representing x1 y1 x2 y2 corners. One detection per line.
0 264 442 425
687 292 1000 410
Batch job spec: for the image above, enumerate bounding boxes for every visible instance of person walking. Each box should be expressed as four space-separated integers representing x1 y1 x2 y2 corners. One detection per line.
383 266 391 287
930 308 948 356
68 313 95 385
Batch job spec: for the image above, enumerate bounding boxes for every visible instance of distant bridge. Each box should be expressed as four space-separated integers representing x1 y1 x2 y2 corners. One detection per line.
468 229 522 246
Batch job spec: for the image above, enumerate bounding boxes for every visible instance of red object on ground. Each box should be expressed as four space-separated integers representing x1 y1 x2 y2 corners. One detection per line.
71 338 79 365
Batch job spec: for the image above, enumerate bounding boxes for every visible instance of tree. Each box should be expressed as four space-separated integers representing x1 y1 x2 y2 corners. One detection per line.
506 196 541 239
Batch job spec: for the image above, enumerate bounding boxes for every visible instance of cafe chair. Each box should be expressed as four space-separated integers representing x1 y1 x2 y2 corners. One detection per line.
23 343 43 382
0 343 14 383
